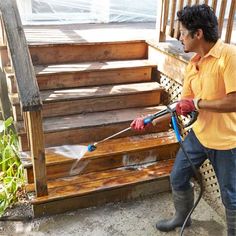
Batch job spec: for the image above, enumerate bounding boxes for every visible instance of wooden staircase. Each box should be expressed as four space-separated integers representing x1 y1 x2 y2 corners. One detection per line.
2 21 179 216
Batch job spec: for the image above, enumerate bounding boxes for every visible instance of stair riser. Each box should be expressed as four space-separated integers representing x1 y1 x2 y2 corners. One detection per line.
25 143 179 184
19 119 170 151
7 67 153 93
13 91 161 121
32 177 170 217
30 42 147 65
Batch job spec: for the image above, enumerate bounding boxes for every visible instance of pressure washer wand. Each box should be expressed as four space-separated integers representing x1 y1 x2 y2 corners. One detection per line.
87 102 198 152
88 127 131 151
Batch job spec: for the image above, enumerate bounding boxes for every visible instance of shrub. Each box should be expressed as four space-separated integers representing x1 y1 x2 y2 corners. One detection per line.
0 117 25 216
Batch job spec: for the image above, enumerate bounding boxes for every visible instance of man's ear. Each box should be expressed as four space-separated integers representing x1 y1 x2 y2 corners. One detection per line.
195 29 204 39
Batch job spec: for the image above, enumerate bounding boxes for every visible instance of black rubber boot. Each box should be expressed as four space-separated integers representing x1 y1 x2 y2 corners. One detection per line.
156 186 194 232
226 208 236 236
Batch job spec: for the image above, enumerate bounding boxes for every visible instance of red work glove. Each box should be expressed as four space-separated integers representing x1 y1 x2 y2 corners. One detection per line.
176 99 196 117
130 116 153 131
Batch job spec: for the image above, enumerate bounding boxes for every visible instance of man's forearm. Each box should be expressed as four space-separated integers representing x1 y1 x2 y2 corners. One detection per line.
198 92 236 112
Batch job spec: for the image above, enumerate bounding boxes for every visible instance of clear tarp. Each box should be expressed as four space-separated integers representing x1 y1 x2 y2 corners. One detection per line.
17 0 157 25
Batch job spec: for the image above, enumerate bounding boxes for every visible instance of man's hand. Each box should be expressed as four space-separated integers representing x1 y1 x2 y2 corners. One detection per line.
176 99 197 117
130 116 153 131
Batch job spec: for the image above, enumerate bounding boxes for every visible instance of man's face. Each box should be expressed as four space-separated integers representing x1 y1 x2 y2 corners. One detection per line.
179 24 197 53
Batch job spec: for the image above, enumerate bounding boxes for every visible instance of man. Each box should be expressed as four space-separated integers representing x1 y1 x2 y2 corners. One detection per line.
130 4 236 235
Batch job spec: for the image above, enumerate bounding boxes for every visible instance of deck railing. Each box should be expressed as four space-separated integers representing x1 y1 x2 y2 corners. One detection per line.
156 0 236 44
0 0 48 197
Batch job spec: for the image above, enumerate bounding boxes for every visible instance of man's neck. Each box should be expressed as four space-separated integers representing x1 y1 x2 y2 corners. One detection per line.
196 41 216 58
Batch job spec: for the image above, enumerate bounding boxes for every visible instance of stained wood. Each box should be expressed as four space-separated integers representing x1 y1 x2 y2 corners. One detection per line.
0 0 41 111
31 159 173 204
32 178 170 217
23 131 179 183
26 111 48 197
27 159 174 193
29 42 147 65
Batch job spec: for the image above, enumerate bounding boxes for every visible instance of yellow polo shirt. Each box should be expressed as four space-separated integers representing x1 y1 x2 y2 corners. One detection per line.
182 40 236 150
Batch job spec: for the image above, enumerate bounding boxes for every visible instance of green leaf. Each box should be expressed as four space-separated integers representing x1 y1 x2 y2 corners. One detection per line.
4 117 13 129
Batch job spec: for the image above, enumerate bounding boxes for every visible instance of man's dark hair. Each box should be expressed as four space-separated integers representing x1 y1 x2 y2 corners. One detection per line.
177 4 219 42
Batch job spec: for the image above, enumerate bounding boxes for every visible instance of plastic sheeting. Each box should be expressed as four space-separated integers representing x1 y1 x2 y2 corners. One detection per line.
17 0 157 25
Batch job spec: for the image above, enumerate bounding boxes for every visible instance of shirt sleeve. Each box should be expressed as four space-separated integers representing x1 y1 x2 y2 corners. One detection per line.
223 49 236 94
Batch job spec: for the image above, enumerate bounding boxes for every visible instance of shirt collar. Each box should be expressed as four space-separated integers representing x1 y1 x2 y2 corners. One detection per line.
190 39 223 63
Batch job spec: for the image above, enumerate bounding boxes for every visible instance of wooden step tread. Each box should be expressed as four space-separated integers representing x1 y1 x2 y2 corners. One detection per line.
17 105 169 134
21 131 177 167
30 159 174 205
11 82 163 104
5 60 156 76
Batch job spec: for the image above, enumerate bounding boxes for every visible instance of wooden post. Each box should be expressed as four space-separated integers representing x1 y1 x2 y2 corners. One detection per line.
0 67 12 120
156 0 166 42
169 0 177 36
174 0 184 39
26 110 48 197
218 0 227 37
225 0 236 44
0 17 6 46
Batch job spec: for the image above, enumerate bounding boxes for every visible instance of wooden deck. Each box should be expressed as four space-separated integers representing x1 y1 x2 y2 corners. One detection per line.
23 22 158 45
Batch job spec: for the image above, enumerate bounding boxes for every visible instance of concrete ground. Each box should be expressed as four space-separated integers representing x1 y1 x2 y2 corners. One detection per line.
0 191 226 236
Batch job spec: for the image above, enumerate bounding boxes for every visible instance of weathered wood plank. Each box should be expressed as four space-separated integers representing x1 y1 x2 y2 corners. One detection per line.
13 91 162 121
11 82 163 120
26 111 48 197
12 82 163 103
0 0 42 111
148 41 190 84
5 60 155 92
19 117 171 151
29 42 148 65
17 105 171 150
17 105 170 134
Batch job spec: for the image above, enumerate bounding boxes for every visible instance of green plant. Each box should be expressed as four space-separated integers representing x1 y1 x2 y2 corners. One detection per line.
0 117 25 216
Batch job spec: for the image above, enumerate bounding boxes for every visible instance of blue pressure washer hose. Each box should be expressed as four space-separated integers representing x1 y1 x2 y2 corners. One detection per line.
167 106 203 236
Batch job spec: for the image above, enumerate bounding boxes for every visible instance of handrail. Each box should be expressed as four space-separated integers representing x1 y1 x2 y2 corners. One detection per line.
0 0 42 112
157 0 236 45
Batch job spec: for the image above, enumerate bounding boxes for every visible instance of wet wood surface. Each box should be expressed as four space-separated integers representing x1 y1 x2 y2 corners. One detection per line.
33 177 170 217
22 131 178 183
30 159 174 204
